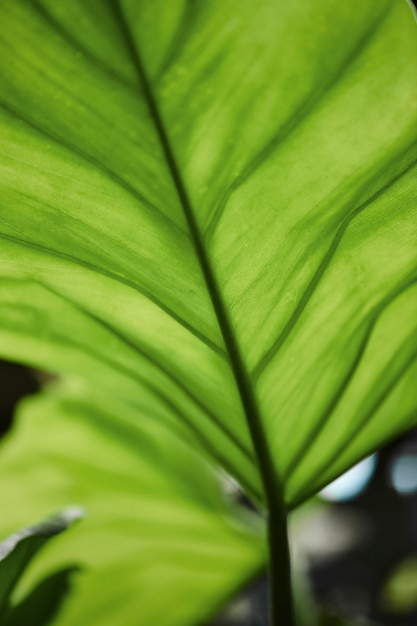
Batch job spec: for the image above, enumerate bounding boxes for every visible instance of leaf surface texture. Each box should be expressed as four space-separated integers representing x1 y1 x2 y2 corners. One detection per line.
0 0 416 620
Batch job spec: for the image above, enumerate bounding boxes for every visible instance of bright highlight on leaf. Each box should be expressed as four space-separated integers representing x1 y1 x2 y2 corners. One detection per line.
0 0 416 624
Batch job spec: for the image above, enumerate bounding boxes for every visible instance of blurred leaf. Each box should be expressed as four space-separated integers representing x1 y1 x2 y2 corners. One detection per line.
3 567 80 626
0 383 265 626
380 555 417 614
0 509 83 616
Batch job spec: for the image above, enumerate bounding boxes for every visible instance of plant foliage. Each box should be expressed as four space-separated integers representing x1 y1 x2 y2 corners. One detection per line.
0 509 82 624
0 0 416 624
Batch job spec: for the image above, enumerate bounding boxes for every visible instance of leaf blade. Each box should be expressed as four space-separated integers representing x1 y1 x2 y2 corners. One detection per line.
0 0 416 542
0 508 83 615
0 384 265 626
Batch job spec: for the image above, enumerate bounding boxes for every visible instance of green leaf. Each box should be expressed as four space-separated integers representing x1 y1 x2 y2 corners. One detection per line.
0 508 83 616
0 384 264 626
380 556 417 614
0 0 416 508
3 567 81 626
0 0 416 621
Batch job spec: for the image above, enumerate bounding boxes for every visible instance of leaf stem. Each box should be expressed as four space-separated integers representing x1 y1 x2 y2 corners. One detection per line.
111 3 296 623
268 505 295 626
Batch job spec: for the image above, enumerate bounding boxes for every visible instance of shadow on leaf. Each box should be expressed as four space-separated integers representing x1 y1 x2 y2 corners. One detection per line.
3 565 83 626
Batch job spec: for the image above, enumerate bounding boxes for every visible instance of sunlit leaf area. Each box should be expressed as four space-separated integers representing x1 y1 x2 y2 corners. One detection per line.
0 1 416 624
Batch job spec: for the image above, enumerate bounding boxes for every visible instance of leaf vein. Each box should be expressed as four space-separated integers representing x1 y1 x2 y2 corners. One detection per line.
111 0 284 510
204 3 392 241
252 156 417 381
290 348 417 509
152 0 197 84
39 281 258 487
32 0 136 90
0 231 224 356
283 273 417 486
0 102 187 237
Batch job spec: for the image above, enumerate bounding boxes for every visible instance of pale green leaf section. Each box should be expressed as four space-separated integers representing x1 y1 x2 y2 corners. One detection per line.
0 0 416 513
0 383 264 626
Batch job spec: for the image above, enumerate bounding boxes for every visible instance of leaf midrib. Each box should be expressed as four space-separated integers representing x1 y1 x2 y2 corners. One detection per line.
111 2 281 510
